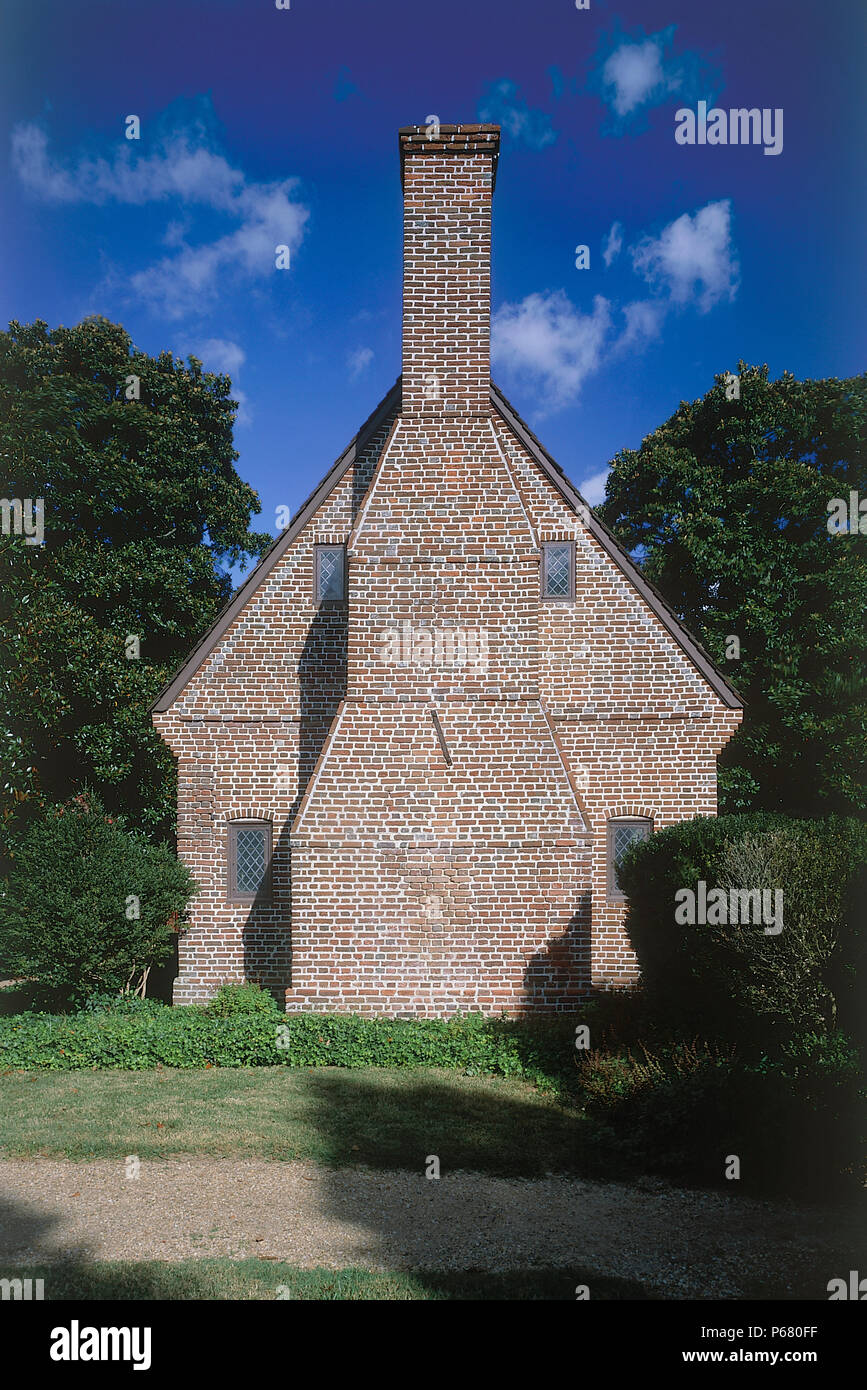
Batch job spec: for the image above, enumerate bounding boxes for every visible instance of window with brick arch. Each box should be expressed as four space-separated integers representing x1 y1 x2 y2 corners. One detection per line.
541 541 575 600
607 818 652 900
227 821 273 904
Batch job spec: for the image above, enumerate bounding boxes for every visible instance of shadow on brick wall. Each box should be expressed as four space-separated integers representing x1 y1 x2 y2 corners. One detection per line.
522 897 592 1011
241 603 348 1003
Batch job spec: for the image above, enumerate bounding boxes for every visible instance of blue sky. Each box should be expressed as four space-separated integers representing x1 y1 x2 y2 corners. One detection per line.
2 0 864 567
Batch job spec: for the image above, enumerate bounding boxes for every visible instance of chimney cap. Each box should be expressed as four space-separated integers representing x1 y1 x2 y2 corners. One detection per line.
398 123 500 191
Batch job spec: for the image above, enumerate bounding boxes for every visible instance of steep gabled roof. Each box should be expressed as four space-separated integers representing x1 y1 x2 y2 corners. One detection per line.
151 378 742 713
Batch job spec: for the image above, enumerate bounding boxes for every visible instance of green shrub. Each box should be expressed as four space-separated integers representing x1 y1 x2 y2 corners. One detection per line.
81 992 165 1017
206 983 281 1017
617 813 867 1044
0 793 196 1007
0 1004 577 1085
578 1030 863 1196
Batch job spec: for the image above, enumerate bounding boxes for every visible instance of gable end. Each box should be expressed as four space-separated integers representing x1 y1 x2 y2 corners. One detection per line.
152 375 742 714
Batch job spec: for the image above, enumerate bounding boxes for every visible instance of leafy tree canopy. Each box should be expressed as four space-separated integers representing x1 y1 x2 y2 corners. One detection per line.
598 364 866 816
0 316 272 841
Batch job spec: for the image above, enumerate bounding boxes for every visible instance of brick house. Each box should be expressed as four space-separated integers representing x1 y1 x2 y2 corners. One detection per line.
152 124 742 1015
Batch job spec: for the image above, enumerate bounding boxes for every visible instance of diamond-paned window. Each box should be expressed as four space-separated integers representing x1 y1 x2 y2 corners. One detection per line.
228 822 272 902
315 545 345 603
607 819 652 898
236 828 266 894
542 542 574 600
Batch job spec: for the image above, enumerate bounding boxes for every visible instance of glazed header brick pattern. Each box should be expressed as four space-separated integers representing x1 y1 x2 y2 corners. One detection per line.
154 123 741 1014
347 418 542 700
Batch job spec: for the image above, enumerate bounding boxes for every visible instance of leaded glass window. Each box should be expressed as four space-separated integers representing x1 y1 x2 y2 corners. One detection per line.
541 542 574 600
607 819 652 898
228 822 272 903
314 545 345 603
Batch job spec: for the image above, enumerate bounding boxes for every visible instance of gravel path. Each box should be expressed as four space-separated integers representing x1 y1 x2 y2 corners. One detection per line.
0 1158 861 1298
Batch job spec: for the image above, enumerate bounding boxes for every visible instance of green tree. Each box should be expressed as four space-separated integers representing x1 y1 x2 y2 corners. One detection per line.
0 317 271 842
599 364 867 816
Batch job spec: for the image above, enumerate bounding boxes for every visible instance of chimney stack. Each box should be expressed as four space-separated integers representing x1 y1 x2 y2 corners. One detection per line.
399 123 500 418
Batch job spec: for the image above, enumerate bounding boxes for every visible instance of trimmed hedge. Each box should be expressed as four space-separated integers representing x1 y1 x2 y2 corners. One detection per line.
0 1001 577 1084
617 813 867 1044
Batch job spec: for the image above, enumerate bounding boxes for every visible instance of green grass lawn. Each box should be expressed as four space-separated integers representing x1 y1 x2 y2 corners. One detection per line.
0 1066 628 1177
15 1259 653 1300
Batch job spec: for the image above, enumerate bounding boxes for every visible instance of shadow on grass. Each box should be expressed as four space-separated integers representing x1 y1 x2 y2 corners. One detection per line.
0 1075 657 1301
1 1066 860 1300
285 1065 629 1180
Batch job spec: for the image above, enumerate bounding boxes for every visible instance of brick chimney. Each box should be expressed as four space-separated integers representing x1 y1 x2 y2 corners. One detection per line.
399 123 500 417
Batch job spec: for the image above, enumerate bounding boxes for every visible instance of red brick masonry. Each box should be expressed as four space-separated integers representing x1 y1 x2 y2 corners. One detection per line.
152 126 742 1014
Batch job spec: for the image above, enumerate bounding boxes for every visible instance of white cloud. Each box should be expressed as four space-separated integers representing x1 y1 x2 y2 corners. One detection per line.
577 468 610 506
493 201 739 412
594 25 715 126
192 337 245 377
347 346 374 380
602 220 624 268
10 121 309 320
492 290 613 411
11 124 245 208
617 298 667 349
602 39 670 117
631 200 739 312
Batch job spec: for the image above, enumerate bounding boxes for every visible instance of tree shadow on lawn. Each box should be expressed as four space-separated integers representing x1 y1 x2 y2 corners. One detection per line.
285 1065 628 1180
0 1073 651 1301
290 1057 865 1201
1 1067 859 1301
